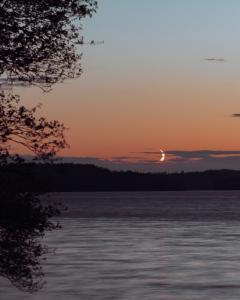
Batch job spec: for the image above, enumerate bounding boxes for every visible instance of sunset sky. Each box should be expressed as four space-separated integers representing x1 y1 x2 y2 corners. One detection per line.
18 0 240 172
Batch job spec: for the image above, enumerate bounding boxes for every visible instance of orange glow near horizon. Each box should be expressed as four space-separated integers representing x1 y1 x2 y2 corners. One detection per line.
16 71 240 161
12 1 240 169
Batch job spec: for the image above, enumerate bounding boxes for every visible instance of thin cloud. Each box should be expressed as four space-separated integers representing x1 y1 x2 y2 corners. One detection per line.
232 114 240 118
111 156 143 161
204 58 225 62
143 150 240 159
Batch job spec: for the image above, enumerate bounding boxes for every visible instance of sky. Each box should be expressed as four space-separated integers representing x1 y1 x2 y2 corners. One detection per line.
17 0 240 172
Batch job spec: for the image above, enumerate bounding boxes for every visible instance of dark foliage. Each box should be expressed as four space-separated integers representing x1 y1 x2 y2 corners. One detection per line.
0 92 67 291
0 156 63 292
0 0 97 90
0 91 68 161
0 0 97 292
0 191 61 292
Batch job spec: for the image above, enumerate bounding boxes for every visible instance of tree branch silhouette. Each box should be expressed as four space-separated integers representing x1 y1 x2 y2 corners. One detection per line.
0 0 98 292
0 0 97 91
0 91 68 160
0 90 67 292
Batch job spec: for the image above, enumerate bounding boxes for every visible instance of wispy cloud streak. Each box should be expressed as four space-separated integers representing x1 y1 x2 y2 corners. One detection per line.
143 150 240 159
204 58 225 62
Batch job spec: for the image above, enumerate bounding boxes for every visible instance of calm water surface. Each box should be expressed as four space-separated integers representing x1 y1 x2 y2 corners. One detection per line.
3 191 240 300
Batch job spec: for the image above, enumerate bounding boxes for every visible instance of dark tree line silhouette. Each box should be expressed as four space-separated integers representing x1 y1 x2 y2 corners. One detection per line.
0 0 97 292
10 163 240 192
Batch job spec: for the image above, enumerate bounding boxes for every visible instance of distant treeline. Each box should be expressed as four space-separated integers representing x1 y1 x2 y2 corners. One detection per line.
2 163 240 192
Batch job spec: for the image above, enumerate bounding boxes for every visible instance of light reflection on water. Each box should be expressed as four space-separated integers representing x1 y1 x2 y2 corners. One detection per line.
2 191 240 300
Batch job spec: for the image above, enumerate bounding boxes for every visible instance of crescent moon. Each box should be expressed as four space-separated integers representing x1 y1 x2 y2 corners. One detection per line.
160 149 165 162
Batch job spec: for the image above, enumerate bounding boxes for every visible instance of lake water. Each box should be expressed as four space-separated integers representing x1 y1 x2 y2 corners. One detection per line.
2 191 240 299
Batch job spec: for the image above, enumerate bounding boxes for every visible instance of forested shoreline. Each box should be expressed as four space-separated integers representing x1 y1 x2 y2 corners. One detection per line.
3 163 240 192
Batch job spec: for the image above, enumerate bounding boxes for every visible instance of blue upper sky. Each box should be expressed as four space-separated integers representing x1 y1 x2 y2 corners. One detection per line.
83 0 240 68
